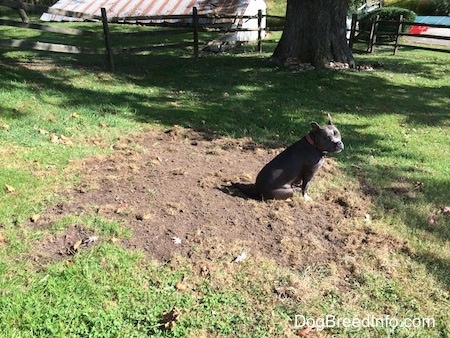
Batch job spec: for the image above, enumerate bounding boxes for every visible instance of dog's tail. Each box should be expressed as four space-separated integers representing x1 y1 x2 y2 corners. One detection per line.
232 182 261 200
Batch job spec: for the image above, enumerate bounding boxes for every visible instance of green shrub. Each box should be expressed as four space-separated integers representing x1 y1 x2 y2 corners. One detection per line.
431 0 450 15
358 7 417 41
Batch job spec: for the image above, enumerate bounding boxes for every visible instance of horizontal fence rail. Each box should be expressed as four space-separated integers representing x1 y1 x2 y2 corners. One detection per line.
0 0 270 70
349 13 450 55
1 0 448 71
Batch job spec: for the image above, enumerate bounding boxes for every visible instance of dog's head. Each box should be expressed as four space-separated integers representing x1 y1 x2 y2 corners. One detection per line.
310 115 344 154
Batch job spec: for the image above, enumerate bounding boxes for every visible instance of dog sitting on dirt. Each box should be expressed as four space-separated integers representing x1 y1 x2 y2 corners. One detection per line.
233 114 344 201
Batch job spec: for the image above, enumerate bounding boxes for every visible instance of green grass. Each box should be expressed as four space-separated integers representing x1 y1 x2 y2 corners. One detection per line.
0 9 449 337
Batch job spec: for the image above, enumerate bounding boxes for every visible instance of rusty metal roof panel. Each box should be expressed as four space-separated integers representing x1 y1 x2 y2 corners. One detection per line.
40 0 262 22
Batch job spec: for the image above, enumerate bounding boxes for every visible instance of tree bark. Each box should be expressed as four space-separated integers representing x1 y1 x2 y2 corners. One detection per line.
272 0 355 69
17 0 30 23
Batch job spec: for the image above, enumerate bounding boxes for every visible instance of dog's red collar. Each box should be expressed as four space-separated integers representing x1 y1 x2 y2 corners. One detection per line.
305 133 315 146
306 133 325 155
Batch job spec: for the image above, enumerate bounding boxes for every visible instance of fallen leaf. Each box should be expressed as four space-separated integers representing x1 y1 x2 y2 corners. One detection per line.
30 214 41 222
1 123 10 131
39 129 49 135
296 327 315 337
176 275 187 291
115 205 130 215
171 168 187 176
5 184 15 193
59 135 73 145
136 213 152 221
443 206 450 214
72 239 82 251
71 113 82 119
150 159 161 166
50 134 59 143
162 307 180 330
240 173 253 181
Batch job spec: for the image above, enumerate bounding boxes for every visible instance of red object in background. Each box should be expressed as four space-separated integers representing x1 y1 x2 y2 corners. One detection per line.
409 25 428 34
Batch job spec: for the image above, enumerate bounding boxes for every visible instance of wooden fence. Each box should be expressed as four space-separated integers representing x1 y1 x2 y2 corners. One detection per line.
1 0 448 71
0 0 266 71
0 0 115 67
348 13 450 54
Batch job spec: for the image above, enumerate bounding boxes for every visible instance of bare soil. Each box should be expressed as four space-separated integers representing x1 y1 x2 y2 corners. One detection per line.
30 126 409 281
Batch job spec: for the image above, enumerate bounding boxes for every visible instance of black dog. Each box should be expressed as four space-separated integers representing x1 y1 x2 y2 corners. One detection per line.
234 115 344 201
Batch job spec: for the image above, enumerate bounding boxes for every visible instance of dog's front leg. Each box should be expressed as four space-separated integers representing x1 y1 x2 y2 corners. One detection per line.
301 172 315 201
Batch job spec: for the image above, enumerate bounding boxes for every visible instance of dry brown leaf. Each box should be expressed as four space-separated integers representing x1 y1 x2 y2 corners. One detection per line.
30 214 41 223
115 206 130 215
162 307 180 330
171 168 187 176
5 184 15 193
72 239 82 251
50 134 59 143
240 173 253 181
58 135 73 145
176 275 187 291
135 213 152 221
296 327 315 337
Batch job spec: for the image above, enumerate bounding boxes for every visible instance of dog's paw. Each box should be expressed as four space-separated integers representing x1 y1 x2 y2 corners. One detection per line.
303 194 313 202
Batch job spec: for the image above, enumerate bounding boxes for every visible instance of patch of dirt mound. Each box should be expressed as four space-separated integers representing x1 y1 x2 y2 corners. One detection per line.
32 126 409 280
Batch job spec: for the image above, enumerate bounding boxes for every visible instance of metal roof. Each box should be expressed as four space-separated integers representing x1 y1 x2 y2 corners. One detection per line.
40 0 265 22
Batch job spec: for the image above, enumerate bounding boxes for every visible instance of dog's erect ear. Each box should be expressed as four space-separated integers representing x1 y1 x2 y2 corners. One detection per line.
310 122 321 131
327 113 333 125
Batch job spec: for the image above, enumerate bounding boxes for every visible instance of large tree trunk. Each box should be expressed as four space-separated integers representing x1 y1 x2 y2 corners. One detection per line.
17 0 30 23
272 0 355 69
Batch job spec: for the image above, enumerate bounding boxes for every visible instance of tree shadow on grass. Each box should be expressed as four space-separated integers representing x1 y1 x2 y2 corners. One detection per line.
0 48 449 287
1 49 448 127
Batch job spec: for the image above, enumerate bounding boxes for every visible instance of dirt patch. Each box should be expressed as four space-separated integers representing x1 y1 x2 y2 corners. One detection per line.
30 126 409 281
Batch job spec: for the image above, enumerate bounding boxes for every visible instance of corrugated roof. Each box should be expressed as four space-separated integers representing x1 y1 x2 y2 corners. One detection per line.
41 0 264 22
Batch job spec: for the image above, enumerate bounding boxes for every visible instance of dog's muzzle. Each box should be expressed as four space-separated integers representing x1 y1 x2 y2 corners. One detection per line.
335 141 344 153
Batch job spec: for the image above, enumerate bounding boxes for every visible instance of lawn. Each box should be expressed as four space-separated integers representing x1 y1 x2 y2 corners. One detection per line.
0 6 449 338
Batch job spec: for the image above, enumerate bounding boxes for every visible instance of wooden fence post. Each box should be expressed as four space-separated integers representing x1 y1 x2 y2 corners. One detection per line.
257 9 262 53
393 14 403 55
367 14 379 53
349 13 357 49
193 7 199 60
101 8 114 72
